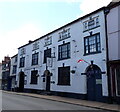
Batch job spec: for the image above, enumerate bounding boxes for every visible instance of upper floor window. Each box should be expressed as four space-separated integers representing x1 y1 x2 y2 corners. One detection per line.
58 42 70 60
83 16 100 32
33 41 39 50
30 70 38 84
12 65 17 74
84 33 101 55
44 48 51 63
19 57 25 68
32 53 39 65
44 36 52 46
20 48 26 55
14 56 17 63
58 28 71 41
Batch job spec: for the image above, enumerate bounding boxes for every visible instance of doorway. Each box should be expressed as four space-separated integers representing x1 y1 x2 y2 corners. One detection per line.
44 70 51 91
19 71 24 92
86 65 103 101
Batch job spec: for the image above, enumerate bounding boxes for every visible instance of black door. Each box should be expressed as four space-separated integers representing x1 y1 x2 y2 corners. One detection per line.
44 70 51 91
19 72 24 92
87 65 102 101
46 75 50 91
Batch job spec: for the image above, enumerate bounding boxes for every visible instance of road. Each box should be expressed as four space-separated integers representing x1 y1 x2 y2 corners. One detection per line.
2 92 109 111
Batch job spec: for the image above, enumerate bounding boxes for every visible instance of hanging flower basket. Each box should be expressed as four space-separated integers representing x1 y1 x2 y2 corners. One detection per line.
71 70 76 74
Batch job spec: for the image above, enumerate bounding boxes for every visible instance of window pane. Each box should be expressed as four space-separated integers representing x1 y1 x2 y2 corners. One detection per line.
97 43 101 51
31 70 38 84
44 49 51 63
85 38 88 45
88 20 95 29
32 53 38 65
96 17 99 26
19 57 25 67
84 33 101 54
58 43 70 60
97 34 100 42
116 68 120 95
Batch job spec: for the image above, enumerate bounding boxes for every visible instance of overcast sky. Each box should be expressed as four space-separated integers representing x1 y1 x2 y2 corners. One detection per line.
0 0 112 61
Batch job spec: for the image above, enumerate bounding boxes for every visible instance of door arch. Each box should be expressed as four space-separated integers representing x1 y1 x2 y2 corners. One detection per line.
44 70 51 91
86 65 103 101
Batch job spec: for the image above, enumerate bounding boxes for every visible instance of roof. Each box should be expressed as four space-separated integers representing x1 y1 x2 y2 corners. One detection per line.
18 7 105 49
107 1 120 9
11 54 18 58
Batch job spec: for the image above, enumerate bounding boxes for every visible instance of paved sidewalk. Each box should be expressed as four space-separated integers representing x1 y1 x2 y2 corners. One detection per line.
2 91 120 112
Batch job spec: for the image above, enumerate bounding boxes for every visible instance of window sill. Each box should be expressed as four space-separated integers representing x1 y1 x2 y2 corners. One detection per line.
83 51 101 56
32 48 39 51
83 25 100 32
19 66 24 68
57 84 71 86
44 43 52 47
30 83 37 85
58 36 71 42
31 64 38 66
58 57 71 61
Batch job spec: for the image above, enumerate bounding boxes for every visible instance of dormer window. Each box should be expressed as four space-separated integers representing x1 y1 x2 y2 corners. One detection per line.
33 41 39 50
44 36 52 46
58 28 71 41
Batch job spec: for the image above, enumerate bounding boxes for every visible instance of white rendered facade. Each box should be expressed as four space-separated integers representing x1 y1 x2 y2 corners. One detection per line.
16 8 108 101
10 55 17 90
0 63 2 90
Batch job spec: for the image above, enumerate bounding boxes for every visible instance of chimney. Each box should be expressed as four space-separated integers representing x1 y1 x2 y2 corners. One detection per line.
28 40 33 44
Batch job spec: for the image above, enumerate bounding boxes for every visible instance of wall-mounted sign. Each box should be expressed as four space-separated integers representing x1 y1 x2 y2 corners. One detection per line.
96 79 102 84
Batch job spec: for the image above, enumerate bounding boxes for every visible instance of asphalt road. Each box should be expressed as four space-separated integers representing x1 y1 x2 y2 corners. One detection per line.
2 92 109 111
2 92 96 110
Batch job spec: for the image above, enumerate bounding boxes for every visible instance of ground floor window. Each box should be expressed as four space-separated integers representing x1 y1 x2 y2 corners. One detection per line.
58 66 70 85
116 67 120 96
30 70 38 84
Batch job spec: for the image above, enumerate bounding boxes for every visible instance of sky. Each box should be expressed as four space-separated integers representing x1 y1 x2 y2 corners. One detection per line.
0 0 112 62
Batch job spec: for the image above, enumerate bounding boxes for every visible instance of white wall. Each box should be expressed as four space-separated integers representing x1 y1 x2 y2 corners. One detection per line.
0 64 2 89
16 9 108 96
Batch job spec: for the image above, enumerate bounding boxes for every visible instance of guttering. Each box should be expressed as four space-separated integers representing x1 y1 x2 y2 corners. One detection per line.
104 7 112 103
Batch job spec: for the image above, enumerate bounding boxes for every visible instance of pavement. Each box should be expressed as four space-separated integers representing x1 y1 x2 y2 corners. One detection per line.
2 90 120 112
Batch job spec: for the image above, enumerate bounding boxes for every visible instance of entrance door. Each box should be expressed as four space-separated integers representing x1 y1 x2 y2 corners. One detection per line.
46 75 50 91
86 65 102 101
19 71 24 92
44 70 50 91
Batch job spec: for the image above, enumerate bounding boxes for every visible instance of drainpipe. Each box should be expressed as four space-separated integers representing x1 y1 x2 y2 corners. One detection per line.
104 7 112 103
